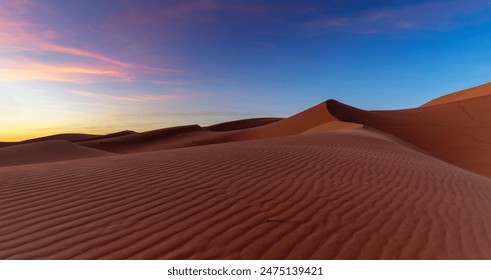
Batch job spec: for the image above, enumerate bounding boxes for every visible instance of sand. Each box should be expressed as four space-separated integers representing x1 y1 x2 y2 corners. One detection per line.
205 118 283 131
421 82 491 107
1 83 491 259
0 140 114 167
21 133 102 143
327 95 491 177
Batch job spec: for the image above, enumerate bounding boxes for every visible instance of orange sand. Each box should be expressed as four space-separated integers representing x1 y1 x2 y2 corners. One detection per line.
1 83 491 259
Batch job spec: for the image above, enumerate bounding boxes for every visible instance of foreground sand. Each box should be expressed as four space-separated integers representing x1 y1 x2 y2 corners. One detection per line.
1 83 491 259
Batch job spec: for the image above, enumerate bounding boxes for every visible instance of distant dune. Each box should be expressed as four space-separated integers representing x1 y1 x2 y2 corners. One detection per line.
20 131 137 144
0 140 114 167
80 125 211 154
1 83 491 259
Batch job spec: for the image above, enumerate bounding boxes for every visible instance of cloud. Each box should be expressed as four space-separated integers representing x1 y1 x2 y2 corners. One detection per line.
73 90 182 103
0 1 180 84
0 57 130 83
0 2 124 64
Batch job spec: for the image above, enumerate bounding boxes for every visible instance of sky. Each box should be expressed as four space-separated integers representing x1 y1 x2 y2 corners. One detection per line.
2 0 491 141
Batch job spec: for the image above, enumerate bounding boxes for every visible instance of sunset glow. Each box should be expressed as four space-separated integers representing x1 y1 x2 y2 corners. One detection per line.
2 0 491 141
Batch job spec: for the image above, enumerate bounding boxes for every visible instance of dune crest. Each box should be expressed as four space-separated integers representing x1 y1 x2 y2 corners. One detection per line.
421 82 491 107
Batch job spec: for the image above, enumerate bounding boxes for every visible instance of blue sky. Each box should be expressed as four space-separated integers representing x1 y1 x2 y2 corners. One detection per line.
1 0 491 140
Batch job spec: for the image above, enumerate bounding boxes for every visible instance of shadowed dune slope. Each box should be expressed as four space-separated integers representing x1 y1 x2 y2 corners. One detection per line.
0 142 15 149
4 131 137 147
81 125 210 154
0 140 114 167
72 130 136 143
21 133 101 143
326 96 491 177
1 129 491 259
205 118 283 131
421 82 491 107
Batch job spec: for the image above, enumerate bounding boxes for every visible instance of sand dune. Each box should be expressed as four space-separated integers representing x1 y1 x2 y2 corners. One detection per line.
421 82 491 107
326 96 491 177
0 140 114 167
18 131 137 144
234 102 338 139
301 121 363 134
21 133 101 143
71 130 136 143
1 128 491 259
79 104 345 154
2 83 491 260
80 125 211 154
206 118 283 131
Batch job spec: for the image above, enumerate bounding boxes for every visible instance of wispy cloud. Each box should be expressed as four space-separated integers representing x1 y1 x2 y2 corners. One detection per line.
0 2 121 63
0 1 181 84
73 90 182 103
0 57 130 83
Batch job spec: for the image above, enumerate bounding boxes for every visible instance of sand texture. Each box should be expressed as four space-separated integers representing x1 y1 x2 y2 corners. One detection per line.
1 83 491 259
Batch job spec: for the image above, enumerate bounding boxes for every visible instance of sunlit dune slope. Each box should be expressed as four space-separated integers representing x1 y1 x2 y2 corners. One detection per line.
300 121 363 134
421 82 491 107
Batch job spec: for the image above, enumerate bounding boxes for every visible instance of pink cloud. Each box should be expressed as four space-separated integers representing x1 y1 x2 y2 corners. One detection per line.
0 57 131 83
0 1 180 83
73 90 182 103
